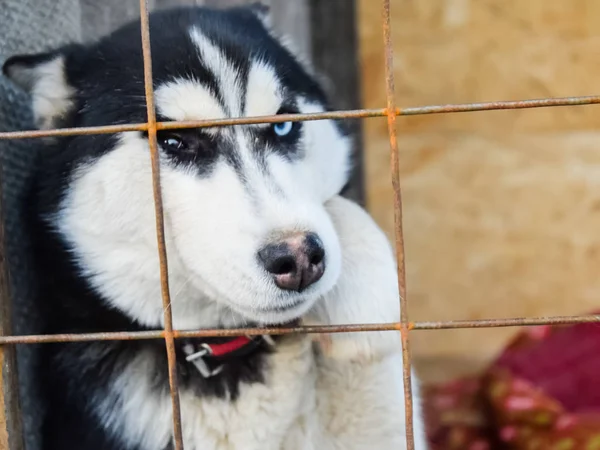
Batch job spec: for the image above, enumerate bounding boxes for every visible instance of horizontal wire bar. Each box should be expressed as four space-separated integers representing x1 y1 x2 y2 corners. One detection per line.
1 94 599 140
413 314 600 330
400 95 600 115
156 109 388 129
0 123 148 139
0 110 386 140
1 315 599 345
0 323 401 345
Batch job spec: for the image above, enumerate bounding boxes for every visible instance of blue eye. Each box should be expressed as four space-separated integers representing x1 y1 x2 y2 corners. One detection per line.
273 121 293 137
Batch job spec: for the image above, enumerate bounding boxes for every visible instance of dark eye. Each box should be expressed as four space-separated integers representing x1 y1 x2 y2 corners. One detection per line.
159 134 187 151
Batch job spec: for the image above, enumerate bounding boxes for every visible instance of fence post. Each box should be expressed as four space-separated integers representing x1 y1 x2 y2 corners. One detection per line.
308 0 365 205
0 159 23 450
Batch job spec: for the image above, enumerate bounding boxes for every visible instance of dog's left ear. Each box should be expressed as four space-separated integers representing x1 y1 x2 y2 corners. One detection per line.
3 50 77 130
248 2 272 28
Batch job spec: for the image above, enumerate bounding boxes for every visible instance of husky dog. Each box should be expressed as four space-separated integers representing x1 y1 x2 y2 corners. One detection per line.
3 4 427 450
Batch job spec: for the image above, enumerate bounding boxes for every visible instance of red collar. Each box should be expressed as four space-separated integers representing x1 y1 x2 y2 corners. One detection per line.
182 335 275 378
205 336 254 356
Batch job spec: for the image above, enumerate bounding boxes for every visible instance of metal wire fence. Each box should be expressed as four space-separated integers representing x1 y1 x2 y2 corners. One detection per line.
1 0 600 449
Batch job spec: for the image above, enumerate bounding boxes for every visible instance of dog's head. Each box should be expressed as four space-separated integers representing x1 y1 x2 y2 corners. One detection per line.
4 5 352 328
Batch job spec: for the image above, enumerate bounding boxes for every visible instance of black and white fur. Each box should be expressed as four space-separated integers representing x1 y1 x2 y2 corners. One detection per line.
4 5 427 449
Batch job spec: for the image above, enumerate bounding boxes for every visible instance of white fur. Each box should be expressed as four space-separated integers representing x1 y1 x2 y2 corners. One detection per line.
190 27 244 116
296 98 352 202
6 56 75 129
155 79 226 122
98 337 315 450
307 196 428 448
54 121 344 328
93 196 426 449
33 58 75 129
245 60 283 118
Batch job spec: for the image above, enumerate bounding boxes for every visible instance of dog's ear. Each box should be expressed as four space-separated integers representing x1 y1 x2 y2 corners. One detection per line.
247 2 272 28
3 49 77 130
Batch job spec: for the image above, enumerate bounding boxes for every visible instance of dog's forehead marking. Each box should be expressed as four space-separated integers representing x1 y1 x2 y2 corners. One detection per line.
190 27 243 117
245 60 283 118
155 79 226 122
188 26 284 121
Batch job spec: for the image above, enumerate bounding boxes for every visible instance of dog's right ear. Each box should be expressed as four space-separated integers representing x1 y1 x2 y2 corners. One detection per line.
3 49 77 130
247 2 272 28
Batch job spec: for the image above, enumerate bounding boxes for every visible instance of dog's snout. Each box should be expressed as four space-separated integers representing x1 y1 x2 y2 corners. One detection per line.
258 232 325 292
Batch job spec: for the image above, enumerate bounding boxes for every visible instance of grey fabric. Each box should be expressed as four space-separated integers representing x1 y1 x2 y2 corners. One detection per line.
80 0 154 42
0 2 82 449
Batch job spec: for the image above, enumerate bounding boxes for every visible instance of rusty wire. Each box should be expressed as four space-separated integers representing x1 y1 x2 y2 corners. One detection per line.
2 95 600 140
138 1 185 448
380 0 415 448
2 315 600 345
0 0 600 450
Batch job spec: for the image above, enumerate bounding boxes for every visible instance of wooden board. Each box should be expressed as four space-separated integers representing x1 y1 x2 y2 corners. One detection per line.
358 0 600 383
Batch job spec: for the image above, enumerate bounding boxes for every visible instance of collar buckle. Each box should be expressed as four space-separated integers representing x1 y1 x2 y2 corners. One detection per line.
182 335 276 379
183 343 224 378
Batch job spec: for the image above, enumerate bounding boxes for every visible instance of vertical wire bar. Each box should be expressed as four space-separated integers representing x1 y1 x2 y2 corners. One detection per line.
381 0 415 448
0 156 24 450
138 1 184 449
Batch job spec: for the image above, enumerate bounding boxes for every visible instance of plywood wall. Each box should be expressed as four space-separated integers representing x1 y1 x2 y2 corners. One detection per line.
358 0 600 382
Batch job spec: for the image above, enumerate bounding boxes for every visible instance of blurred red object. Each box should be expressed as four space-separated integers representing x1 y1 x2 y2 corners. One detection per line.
423 314 600 449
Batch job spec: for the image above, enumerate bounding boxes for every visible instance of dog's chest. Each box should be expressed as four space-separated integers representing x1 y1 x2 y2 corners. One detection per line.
103 337 316 450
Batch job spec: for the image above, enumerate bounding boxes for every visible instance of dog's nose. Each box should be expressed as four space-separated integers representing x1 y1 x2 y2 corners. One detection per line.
258 232 326 292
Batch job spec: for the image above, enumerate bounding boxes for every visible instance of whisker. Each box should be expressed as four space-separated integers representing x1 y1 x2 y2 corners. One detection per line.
163 274 194 315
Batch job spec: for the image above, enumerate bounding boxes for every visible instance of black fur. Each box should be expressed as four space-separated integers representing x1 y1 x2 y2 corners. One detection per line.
5 6 335 450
